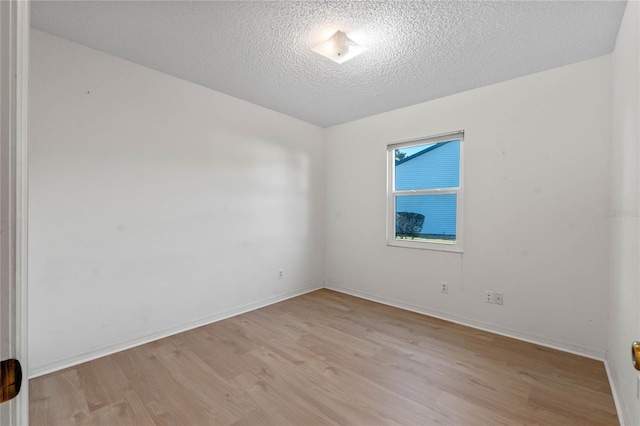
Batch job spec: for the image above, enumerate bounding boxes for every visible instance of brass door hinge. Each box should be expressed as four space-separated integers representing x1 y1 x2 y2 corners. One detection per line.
632 342 640 371
0 359 22 403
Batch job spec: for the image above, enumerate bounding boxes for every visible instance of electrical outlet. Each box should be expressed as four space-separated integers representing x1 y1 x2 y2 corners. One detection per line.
278 269 284 279
485 291 493 303
441 282 448 294
493 292 503 305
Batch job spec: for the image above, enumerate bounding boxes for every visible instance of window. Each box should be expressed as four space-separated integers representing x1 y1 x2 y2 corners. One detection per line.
387 131 464 252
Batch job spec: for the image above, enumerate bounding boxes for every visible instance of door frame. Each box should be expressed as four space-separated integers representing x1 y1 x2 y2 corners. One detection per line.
0 0 29 424
16 1 29 424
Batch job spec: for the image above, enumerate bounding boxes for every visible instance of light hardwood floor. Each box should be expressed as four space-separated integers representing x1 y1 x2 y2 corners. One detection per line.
30 289 618 425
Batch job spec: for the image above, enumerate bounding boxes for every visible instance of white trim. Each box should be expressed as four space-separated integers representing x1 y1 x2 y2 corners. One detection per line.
29 285 323 378
388 130 465 150
0 1 29 424
29 281 618 418
15 1 29 424
325 283 606 361
604 355 629 426
387 237 462 253
394 188 459 196
387 132 464 252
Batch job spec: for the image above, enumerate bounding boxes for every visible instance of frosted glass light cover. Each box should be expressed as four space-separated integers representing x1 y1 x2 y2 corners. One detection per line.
311 30 367 64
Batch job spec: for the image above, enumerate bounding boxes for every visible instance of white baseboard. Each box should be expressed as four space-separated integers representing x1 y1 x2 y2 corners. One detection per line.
29 285 323 378
31 283 607 374
325 284 606 361
31 282 621 421
605 354 630 426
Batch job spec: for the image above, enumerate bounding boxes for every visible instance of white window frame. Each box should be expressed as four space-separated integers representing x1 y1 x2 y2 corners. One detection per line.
387 131 464 252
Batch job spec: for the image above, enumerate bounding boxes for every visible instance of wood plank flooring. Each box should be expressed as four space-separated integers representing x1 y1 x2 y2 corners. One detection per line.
29 289 618 425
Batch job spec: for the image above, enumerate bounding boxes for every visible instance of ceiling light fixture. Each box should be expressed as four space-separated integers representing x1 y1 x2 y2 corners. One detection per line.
311 30 367 64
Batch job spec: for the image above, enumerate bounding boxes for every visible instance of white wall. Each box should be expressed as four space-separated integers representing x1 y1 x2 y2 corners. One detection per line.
608 1 640 424
325 56 612 358
28 30 325 376
29 18 622 392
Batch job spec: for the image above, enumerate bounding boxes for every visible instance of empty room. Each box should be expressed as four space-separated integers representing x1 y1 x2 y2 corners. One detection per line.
0 0 638 424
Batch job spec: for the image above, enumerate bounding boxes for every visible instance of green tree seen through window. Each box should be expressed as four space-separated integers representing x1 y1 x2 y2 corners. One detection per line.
395 150 406 162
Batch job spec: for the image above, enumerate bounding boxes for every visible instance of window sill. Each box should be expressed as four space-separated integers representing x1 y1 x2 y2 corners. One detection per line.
387 240 463 253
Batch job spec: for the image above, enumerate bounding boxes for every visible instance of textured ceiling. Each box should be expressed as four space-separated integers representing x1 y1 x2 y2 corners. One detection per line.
31 1 626 127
